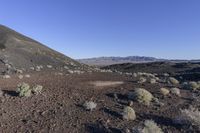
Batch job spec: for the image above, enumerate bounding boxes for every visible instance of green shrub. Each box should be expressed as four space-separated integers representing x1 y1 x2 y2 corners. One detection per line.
83 101 97 111
183 81 199 91
128 88 153 106
122 106 136 121
171 88 181 96
17 83 31 97
160 88 170 96
180 107 200 130
32 85 43 95
142 120 163 133
17 83 43 97
168 77 179 85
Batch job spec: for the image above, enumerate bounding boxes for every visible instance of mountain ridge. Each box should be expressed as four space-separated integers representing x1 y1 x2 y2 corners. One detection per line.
77 56 166 66
77 56 200 66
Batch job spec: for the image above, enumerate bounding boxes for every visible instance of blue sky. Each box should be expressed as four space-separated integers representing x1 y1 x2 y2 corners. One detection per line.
0 0 200 59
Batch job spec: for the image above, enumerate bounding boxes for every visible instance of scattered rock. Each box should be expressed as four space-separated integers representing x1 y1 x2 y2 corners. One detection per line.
2 75 10 79
47 65 53 69
25 74 31 78
16 69 23 74
18 75 23 79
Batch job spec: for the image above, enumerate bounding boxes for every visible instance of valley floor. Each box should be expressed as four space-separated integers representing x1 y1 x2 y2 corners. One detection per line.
0 71 199 133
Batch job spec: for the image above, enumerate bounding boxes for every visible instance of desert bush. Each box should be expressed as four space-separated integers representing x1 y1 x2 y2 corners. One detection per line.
168 77 179 85
160 88 170 96
142 120 163 133
183 82 199 91
83 101 97 111
122 106 136 121
180 107 200 130
128 88 153 106
171 88 181 96
32 85 43 95
189 82 199 90
17 83 31 97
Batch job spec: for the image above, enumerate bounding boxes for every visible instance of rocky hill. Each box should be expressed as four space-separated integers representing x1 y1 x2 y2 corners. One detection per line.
0 25 90 74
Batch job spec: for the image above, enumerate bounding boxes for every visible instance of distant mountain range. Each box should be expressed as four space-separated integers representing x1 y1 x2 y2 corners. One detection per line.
77 56 200 66
77 56 165 66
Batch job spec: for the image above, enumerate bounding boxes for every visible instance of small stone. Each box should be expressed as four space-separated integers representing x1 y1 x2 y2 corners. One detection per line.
128 101 134 106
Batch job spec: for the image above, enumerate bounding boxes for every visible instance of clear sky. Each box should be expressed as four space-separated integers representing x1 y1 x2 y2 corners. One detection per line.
0 0 200 59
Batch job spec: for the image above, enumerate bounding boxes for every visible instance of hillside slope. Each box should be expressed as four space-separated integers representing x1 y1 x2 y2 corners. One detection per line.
0 25 89 74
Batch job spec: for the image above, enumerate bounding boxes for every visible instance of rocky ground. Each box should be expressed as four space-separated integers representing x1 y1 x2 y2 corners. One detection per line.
0 63 200 133
2 24 200 133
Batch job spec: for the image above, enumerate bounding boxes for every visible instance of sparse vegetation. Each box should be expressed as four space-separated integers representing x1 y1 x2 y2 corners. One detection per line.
32 85 43 95
142 120 163 133
128 88 153 106
16 83 43 97
168 77 179 85
122 106 136 121
18 75 23 79
171 88 181 96
83 101 97 111
183 81 200 91
180 107 200 129
1 24 200 132
17 83 32 97
160 88 170 96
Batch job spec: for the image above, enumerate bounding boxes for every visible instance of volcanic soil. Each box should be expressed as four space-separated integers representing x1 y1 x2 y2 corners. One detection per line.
0 69 199 133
